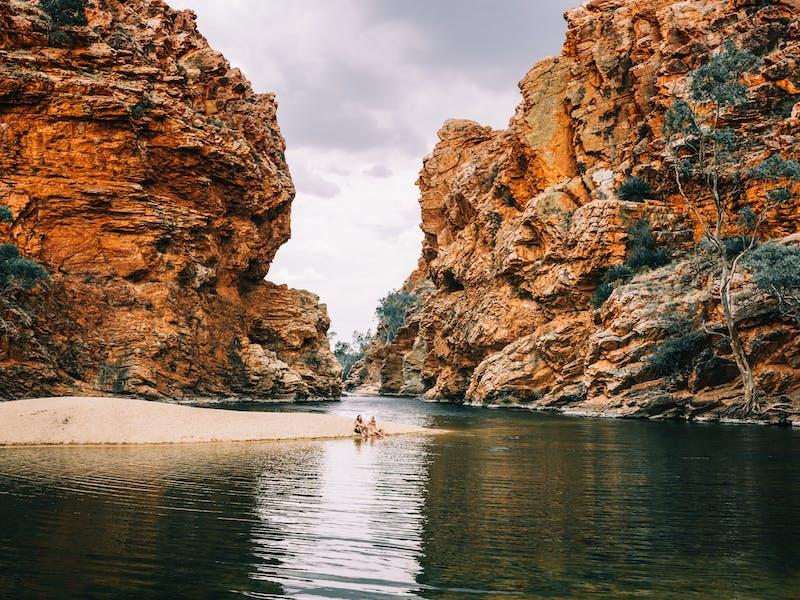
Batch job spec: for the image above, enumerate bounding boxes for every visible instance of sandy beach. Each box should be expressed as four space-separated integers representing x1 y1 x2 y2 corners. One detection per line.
0 397 437 446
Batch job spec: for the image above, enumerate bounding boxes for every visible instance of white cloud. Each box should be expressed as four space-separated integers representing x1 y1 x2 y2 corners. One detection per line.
363 164 393 178
171 0 573 340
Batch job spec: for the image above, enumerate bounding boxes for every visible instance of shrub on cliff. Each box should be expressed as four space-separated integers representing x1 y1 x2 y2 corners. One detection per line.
40 0 90 27
617 177 657 202
592 219 671 308
0 244 49 290
747 243 800 327
0 206 12 223
591 265 633 308
376 290 419 343
590 282 613 308
625 219 671 270
648 330 707 376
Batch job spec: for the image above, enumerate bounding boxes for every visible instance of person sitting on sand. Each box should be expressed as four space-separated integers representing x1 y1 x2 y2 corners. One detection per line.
354 415 367 437
367 416 385 438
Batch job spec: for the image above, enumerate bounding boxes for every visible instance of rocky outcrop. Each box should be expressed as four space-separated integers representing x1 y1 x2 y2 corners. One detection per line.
0 0 341 399
355 0 800 422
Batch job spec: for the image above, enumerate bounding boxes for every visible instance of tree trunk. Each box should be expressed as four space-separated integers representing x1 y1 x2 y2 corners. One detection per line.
719 262 758 414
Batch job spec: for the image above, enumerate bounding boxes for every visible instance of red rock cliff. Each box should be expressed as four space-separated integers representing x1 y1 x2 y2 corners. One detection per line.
352 0 800 422
0 0 341 399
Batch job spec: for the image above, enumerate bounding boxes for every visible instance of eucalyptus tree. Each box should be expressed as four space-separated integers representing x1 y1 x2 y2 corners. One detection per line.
663 41 800 413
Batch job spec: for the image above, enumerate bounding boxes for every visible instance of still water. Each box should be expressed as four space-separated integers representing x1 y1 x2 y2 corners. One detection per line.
1 396 799 599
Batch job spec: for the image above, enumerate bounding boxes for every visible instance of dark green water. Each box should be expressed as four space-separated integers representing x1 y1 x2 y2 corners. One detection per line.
1 396 799 599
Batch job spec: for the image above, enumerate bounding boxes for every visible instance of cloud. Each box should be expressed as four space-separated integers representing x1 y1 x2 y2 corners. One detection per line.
363 164 393 178
290 161 341 199
172 0 575 337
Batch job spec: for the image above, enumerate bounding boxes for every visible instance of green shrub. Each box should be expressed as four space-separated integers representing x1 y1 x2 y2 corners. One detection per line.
376 290 419 342
0 243 48 289
0 206 12 223
617 177 657 201
0 257 49 289
0 243 19 262
604 264 634 283
39 0 90 27
591 282 613 308
748 243 800 292
647 330 707 376
591 265 634 308
47 30 72 47
625 218 671 269
626 246 672 270
721 236 751 258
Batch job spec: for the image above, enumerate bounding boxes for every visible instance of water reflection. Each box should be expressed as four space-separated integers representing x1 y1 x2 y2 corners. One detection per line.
0 398 799 599
415 416 800 599
251 437 431 598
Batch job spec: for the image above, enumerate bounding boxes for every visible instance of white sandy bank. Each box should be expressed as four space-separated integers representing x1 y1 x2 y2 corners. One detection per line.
0 397 437 446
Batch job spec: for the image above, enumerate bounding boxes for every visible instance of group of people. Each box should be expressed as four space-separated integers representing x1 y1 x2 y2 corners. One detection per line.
353 415 385 438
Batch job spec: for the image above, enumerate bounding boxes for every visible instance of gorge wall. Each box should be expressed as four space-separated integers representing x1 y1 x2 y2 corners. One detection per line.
0 0 341 399
350 0 800 422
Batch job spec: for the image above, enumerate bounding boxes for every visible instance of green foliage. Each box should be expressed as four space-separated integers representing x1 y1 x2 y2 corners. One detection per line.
625 219 671 270
647 330 707 376
747 243 800 294
689 41 761 108
627 246 671 270
664 99 699 138
0 244 19 262
590 265 633 308
0 244 49 290
737 207 757 230
0 206 12 223
749 154 800 182
47 29 72 47
590 219 670 308
590 282 613 308
376 290 419 343
39 0 91 28
332 330 373 379
721 236 751 258
605 264 634 283
617 177 657 201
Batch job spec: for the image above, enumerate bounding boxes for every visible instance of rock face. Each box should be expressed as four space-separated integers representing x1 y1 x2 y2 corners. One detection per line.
353 0 800 422
0 0 341 399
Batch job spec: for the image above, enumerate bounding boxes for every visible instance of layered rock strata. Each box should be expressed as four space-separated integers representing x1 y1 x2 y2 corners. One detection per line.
352 0 800 422
0 0 341 399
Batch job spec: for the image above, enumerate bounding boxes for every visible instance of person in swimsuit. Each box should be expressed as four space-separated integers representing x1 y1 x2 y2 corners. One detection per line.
354 415 367 437
367 416 385 438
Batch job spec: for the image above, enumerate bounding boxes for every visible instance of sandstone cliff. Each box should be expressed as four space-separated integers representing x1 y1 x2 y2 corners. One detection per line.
0 0 341 399
352 0 800 422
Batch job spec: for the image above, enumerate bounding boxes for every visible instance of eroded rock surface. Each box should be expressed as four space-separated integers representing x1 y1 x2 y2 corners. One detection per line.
353 0 800 423
0 0 341 399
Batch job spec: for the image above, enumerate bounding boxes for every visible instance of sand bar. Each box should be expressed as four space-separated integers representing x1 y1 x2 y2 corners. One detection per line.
0 397 438 446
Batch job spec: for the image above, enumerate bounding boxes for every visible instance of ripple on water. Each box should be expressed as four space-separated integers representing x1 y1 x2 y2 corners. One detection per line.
1 397 799 599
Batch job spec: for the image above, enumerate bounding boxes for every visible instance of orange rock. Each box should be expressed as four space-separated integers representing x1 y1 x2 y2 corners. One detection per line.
0 0 341 400
355 0 800 422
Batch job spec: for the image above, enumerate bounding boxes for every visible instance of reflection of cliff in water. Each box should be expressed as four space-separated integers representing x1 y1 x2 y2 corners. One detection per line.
0 444 293 597
413 416 800 598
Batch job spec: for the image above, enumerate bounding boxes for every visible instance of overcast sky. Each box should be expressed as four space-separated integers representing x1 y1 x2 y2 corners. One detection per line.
173 0 577 344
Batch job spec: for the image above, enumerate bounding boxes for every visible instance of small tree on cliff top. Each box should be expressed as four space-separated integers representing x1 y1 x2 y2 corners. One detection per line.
664 41 800 414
